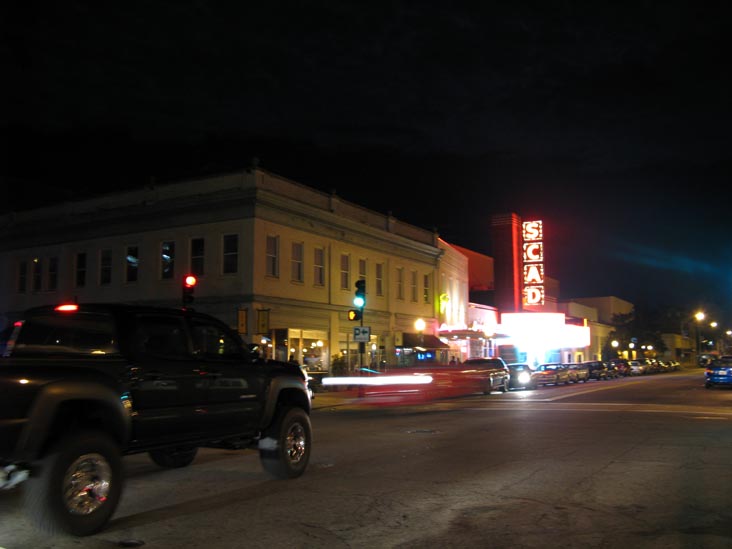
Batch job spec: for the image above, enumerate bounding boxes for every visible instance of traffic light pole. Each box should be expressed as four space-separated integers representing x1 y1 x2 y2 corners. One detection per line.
359 310 364 370
353 279 366 372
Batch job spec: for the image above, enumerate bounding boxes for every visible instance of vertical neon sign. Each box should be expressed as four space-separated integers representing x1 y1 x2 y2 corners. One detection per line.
522 220 545 306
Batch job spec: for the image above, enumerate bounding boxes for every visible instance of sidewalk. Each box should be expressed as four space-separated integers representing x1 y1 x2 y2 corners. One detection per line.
311 389 359 409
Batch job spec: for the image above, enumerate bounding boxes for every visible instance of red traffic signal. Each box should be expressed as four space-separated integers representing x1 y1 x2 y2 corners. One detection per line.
182 274 197 305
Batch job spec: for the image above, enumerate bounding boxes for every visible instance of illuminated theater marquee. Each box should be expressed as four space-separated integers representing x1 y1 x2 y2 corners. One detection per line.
522 220 545 306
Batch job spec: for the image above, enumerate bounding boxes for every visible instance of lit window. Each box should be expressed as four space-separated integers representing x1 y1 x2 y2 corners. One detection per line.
126 246 139 283
161 241 175 280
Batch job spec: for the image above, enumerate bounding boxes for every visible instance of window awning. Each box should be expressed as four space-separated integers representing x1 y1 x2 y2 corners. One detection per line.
399 333 450 349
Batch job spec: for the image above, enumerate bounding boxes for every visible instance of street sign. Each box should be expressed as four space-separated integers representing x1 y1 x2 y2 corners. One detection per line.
354 326 371 342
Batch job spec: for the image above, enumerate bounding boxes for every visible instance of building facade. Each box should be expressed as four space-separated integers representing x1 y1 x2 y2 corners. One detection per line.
0 169 479 371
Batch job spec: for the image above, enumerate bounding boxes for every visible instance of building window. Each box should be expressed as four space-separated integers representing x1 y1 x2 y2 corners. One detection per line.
313 247 325 286
410 270 418 302
375 263 384 296
48 257 58 291
291 242 304 283
423 273 431 304
126 246 139 283
100 250 112 285
75 252 87 288
340 254 350 290
191 237 205 276
161 241 175 280
396 267 404 300
18 261 27 293
358 258 367 282
223 234 238 274
266 235 279 277
32 258 42 292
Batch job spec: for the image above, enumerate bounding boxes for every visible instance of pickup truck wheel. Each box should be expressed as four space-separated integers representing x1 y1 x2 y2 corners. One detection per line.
149 447 198 468
259 407 311 479
23 430 122 536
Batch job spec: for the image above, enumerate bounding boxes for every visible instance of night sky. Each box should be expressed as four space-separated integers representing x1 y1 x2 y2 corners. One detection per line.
3 2 731 322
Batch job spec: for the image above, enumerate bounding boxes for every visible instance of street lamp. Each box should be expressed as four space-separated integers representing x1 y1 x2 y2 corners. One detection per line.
414 318 426 345
708 321 719 353
695 311 706 363
611 340 619 358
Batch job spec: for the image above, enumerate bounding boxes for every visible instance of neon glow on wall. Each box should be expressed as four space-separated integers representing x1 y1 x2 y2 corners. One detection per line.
522 220 545 306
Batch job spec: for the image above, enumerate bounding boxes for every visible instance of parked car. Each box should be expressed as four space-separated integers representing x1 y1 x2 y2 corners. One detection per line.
533 363 570 386
705 356 732 388
627 360 645 375
608 358 631 376
461 357 511 394
583 360 610 381
507 363 537 390
566 363 590 383
605 362 623 378
644 358 663 374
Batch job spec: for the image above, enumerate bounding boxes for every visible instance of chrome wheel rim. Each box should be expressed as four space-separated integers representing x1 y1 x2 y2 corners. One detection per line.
285 423 307 464
63 453 112 515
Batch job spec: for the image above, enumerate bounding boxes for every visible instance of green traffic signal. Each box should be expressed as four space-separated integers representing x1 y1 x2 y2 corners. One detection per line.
354 279 366 308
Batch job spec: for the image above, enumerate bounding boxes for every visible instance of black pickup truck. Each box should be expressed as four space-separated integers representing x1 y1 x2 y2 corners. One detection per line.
0 303 312 536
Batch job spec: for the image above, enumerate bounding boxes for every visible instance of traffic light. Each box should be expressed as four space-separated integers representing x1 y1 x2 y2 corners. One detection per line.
353 279 366 309
182 274 197 305
347 309 362 321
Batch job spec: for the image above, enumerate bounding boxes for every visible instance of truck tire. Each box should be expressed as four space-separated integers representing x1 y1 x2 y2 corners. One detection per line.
23 430 122 536
149 447 198 468
259 406 311 479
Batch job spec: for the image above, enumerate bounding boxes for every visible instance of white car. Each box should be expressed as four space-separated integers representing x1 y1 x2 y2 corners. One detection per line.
628 360 645 375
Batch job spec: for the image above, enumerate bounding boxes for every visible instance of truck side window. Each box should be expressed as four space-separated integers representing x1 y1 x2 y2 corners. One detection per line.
12 313 119 356
191 320 242 359
133 316 189 358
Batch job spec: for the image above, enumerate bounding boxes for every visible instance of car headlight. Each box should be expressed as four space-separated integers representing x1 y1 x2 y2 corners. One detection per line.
518 372 531 384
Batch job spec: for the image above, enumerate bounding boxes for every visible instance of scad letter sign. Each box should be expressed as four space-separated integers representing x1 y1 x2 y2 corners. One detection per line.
522 220 545 306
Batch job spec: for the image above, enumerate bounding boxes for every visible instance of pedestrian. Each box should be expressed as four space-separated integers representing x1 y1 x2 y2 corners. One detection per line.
449 356 457 366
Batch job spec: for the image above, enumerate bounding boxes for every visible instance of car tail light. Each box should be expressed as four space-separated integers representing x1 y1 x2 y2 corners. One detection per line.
55 304 79 312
